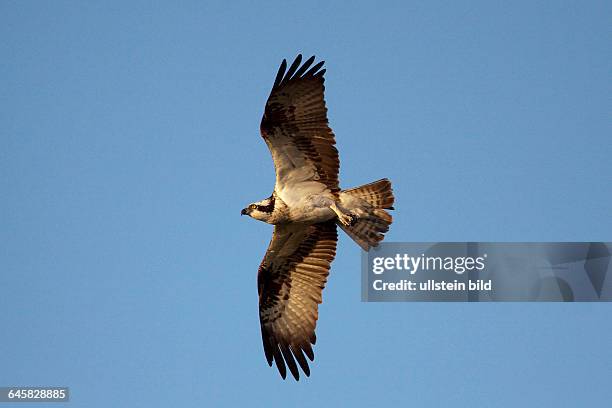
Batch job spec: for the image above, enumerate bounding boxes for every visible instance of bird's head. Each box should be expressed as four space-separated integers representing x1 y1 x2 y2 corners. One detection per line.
241 196 275 223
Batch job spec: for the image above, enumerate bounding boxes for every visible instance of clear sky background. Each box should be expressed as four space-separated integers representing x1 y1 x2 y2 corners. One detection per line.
1 1 611 407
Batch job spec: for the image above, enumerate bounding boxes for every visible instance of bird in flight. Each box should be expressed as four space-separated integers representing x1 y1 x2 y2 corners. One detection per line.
242 55 395 380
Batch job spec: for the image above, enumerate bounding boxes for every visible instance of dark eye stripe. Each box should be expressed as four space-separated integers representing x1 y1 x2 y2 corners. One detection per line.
256 195 275 213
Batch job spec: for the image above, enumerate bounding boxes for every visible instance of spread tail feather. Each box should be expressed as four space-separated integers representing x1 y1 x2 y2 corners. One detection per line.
338 178 394 251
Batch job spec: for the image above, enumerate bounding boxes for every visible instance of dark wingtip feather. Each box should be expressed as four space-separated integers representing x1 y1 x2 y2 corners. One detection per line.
280 344 300 381
273 59 287 88
305 60 325 77
272 343 287 379
262 331 275 366
293 347 311 377
284 54 303 84
293 55 316 79
303 343 315 361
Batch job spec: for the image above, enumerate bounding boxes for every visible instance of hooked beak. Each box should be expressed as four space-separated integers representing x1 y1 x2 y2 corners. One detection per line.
241 208 249 216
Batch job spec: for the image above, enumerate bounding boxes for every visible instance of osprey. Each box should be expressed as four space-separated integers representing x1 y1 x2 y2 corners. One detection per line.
242 55 395 380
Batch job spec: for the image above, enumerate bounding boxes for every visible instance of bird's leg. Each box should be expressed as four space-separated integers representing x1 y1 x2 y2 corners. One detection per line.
330 202 357 226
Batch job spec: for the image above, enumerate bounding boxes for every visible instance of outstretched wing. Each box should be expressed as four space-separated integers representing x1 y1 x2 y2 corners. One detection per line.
260 55 340 205
257 221 338 380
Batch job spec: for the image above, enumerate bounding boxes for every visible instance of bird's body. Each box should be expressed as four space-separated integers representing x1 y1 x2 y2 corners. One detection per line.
242 55 395 380
249 190 338 225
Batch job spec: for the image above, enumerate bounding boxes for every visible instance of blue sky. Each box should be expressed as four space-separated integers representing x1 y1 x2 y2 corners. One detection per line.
1 1 611 407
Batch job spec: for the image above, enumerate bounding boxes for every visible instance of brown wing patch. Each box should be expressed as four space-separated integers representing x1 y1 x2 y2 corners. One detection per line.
257 221 338 380
260 55 340 192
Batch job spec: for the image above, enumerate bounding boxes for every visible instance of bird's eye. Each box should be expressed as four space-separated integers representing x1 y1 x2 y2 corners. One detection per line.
249 204 257 210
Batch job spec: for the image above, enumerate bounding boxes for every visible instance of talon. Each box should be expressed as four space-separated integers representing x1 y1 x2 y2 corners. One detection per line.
330 202 357 227
339 212 357 227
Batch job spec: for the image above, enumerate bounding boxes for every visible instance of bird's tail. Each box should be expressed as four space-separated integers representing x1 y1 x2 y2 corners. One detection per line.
337 178 395 251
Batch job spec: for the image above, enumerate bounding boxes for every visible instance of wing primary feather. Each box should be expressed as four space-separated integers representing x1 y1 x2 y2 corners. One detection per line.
314 68 326 78
280 343 300 381
292 345 311 377
271 341 287 379
293 55 316 79
303 343 315 361
284 54 303 82
273 59 287 88
304 60 325 77
262 334 274 366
